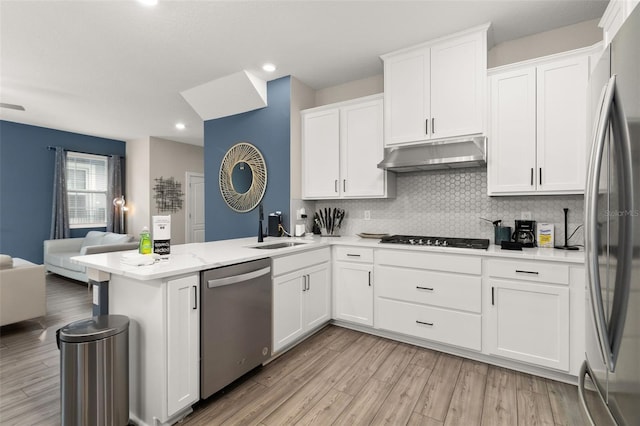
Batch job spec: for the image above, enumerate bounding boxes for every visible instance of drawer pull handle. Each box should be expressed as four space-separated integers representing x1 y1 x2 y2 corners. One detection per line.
416 286 434 291
416 320 433 326
346 254 361 257
368 271 372 287
491 286 494 305
516 270 539 275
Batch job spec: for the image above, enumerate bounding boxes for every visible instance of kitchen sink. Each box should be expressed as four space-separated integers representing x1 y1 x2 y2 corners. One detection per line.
249 242 308 250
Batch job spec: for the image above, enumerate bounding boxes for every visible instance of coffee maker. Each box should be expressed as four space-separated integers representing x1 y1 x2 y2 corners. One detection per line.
512 220 536 247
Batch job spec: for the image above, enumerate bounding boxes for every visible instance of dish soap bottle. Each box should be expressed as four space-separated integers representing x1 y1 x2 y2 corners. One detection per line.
139 227 152 254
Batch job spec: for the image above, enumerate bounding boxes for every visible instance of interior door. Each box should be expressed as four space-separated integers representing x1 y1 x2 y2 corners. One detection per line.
186 172 205 243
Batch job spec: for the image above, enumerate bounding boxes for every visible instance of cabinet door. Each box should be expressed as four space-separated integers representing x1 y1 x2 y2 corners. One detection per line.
334 262 373 326
340 98 385 197
488 280 569 371
488 68 537 194
302 109 341 199
383 48 430 146
430 32 485 139
536 56 588 192
304 263 331 330
166 275 199 416
273 271 305 352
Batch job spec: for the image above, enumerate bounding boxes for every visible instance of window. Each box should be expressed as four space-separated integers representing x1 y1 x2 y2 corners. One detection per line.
66 152 108 228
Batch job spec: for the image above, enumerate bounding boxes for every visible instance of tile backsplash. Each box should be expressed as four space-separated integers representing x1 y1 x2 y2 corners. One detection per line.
316 168 585 246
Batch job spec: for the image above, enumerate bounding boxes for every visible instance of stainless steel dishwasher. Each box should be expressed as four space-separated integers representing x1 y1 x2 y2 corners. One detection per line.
200 258 272 399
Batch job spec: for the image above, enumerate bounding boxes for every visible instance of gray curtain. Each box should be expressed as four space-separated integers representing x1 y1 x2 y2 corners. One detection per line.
107 155 124 234
50 147 70 239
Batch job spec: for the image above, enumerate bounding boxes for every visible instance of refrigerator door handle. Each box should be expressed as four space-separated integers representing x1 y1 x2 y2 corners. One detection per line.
585 76 615 370
578 361 598 426
607 74 634 372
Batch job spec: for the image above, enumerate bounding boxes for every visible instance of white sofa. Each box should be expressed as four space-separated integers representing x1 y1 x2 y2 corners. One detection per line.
44 231 138 282
0 255 46 327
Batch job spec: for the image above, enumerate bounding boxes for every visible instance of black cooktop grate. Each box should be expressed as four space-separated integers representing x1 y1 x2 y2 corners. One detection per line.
379 235 490 250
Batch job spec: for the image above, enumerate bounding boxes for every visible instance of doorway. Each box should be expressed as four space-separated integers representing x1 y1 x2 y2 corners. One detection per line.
186 172 205 243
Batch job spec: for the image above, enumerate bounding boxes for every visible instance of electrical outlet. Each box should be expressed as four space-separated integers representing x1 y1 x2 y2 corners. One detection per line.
364 210 371 221
521 211 532 220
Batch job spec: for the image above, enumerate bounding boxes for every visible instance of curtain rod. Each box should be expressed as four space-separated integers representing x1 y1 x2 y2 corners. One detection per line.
47 146 124 158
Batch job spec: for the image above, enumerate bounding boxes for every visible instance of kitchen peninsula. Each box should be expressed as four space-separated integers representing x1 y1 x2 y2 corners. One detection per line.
73 235 585 426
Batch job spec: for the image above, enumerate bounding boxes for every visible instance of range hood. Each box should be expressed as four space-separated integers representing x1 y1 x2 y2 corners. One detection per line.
377 136 487 172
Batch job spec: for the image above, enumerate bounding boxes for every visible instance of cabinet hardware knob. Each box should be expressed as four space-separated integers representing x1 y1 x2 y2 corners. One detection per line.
539 167 542 185
193 285 198 310
416 286 434 291
530 168 534 186
416 320 433 326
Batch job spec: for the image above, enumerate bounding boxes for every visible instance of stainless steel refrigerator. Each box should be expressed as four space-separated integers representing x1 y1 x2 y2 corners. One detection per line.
580 5 640 426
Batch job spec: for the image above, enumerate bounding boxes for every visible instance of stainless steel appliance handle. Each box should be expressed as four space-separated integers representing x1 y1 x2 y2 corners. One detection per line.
207 267 271 288
577 361 598 426
607 74 634 372
584 77 615 369
585 76 615 369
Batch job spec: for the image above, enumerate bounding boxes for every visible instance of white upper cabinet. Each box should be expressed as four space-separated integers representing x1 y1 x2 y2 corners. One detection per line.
302 94 394 200
382 25 488 147
488 49 592 195
301 108 340 198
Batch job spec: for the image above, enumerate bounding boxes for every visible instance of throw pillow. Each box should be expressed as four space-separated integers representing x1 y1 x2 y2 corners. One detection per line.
0 254 13 270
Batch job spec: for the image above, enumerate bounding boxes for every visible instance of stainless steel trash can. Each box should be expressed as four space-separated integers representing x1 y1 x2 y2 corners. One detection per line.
57 315 129 426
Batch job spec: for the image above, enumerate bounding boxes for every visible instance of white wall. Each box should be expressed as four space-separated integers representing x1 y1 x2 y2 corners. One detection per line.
315 74 383 107
149 137 204 245
126 138 151 237
488 19 602 68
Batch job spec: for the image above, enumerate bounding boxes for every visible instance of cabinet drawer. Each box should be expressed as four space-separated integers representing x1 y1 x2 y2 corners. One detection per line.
376 298 481 351
376 266 480 313
487 259 569 285
334 246 374 263
272 248 330 277
376 249 481 275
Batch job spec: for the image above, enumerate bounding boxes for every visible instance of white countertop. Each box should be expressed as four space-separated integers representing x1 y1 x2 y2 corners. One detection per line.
72 234 585 281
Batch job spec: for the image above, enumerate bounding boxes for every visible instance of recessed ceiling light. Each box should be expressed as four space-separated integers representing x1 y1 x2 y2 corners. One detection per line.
262 63 276 72
175 123 186 130
137 0 158 6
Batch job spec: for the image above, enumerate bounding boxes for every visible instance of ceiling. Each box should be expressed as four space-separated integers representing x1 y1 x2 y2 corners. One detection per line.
0 0 608 146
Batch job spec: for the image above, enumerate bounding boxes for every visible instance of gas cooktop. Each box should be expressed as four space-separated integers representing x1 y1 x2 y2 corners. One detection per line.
379 235 490 250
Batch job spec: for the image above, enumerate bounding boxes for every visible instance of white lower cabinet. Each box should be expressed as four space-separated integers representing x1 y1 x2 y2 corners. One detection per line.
167 275 200 417
273 248 331 353
108 273 199 426
374 249 482 351
486 259 570 371
333 246 374 326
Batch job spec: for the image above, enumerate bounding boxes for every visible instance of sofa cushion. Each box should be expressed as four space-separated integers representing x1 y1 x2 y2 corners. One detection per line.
81 231 107 249
102 233 132 245
0 255 13 270
44 251 84 272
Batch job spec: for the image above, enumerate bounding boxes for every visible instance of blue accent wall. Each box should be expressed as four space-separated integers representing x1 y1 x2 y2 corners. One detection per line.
204 77 291 241
0 121 126 263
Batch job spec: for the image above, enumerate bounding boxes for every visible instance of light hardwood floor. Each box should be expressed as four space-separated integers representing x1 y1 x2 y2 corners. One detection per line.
1 274 595 426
